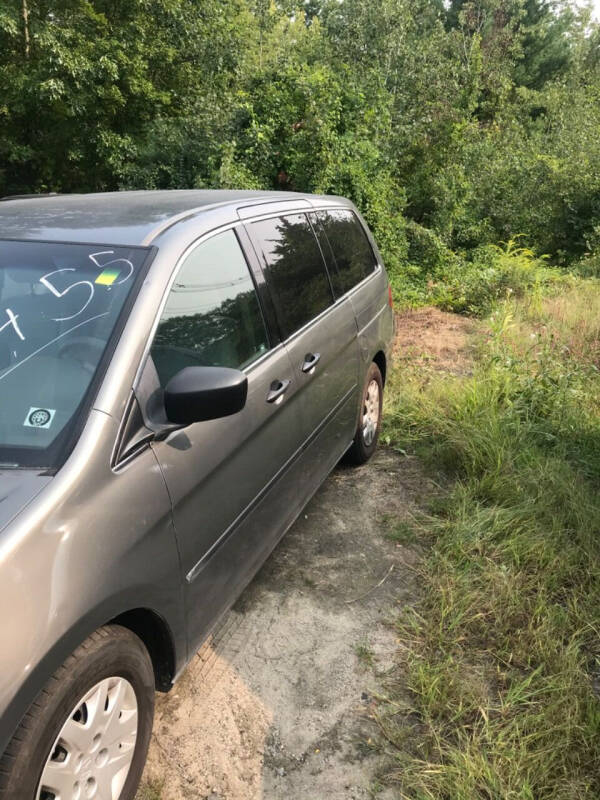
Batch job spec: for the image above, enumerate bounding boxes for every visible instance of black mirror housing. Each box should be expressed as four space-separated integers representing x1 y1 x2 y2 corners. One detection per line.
164 366 248 426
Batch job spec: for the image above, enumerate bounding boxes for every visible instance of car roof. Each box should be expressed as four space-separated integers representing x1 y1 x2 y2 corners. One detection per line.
0 189 348 247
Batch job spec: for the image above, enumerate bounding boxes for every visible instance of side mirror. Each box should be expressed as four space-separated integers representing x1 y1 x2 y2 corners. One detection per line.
164 366 248 426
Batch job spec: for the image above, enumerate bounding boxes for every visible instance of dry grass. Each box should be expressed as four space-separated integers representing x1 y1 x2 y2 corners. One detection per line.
515 283 600 366
393 308 479 375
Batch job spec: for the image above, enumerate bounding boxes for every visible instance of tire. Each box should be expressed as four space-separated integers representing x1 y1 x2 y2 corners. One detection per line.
0 625 155 800
345 361 383 465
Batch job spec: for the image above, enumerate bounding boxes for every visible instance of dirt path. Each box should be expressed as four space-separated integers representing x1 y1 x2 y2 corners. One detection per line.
137 449 433 800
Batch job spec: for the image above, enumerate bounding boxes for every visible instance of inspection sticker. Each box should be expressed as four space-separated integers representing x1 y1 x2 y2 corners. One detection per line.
24 407 56 429
95 268 120 286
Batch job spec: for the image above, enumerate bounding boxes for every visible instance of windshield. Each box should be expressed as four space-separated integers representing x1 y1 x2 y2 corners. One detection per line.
0 239 151 469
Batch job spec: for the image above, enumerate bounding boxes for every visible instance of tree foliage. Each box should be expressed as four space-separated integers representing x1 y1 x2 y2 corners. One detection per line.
1 0 599 288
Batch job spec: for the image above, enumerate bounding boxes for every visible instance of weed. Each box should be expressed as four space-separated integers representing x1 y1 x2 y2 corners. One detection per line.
356 642 375 669
302 573 317 589
384 519 419 546
396 235 571 317
135 779 164 800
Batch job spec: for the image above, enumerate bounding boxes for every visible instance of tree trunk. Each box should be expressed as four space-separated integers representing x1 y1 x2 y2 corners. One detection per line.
22 0 30 59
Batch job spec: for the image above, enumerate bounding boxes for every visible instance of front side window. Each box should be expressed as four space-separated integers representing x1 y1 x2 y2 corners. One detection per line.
312 209 377 296
151 229 269 387
0 239 150 467
249 214 334 339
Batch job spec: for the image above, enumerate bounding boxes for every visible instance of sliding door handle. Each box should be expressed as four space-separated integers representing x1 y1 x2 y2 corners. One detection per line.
266 379 291 404
301 352 321 374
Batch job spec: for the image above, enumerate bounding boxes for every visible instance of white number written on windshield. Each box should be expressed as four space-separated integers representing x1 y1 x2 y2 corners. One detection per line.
39 269 94 322
0 308 25 341
0 250 134 342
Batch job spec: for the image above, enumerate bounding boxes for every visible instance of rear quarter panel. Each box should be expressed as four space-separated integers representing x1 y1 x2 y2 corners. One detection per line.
346 207 394 409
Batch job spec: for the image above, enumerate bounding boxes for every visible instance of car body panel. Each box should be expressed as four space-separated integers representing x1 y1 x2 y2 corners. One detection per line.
0 190 349 246
352 267 394 377
0 470 53 533
0 190 302 246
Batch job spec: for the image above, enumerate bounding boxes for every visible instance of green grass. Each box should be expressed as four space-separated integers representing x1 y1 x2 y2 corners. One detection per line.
135 779 164 800
380 513 420 546
379 281 600 799
356 641 376 669
385 520 418 547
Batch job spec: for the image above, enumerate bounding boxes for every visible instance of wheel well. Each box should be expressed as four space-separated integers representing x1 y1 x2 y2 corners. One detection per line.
373 350 387 385
110 608 175 692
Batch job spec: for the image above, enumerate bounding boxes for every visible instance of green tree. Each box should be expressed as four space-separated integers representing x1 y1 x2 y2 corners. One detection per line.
0 0 249 194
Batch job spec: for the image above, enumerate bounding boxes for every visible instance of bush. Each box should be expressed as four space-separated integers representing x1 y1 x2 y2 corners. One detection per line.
432 240 558 316
392 233 568 316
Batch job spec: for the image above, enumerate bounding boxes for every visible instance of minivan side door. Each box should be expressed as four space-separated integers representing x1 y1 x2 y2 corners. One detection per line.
246 213 361 475
147 226 307 651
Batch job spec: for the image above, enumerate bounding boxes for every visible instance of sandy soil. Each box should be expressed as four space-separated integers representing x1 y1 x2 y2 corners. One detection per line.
136 449 433 800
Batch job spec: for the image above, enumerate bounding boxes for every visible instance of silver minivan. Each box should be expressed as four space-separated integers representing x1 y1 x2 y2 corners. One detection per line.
0 190 393 800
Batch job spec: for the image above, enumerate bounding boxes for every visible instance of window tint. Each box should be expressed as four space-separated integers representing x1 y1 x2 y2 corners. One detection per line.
250 213 334 339
313 209 377 296
151 230 268 387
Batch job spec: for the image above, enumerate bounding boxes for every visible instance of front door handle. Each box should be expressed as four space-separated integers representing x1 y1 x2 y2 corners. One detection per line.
301 352 321 374
266 379 291 404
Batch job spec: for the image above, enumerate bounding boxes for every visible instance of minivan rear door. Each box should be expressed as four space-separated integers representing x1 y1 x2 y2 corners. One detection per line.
245 213 361 475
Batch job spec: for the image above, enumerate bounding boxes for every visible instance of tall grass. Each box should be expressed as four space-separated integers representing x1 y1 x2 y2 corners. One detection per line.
380 282 600 799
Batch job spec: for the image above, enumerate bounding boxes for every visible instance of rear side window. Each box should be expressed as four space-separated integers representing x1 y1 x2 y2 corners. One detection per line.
312 209 377 296
151 229 269 387
249 214 334 339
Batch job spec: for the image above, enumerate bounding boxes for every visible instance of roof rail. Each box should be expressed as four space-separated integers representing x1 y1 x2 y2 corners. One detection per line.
0 193 59 202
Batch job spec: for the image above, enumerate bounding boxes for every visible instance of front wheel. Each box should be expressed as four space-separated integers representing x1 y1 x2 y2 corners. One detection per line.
0 625 155 800
345 362 383 465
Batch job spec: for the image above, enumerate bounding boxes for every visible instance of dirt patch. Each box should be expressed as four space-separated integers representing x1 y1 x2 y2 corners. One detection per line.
393 307 478 374
137 450 434 800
